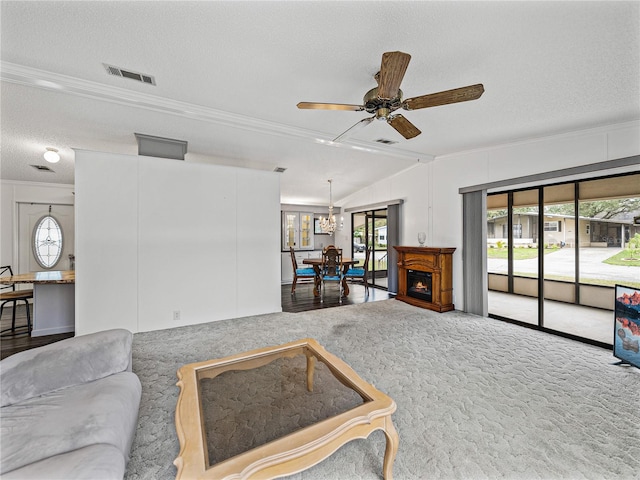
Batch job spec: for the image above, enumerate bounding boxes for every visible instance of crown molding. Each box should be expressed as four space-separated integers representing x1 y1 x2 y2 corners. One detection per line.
1 178 75 189
1 62 434 162
437 118 640 160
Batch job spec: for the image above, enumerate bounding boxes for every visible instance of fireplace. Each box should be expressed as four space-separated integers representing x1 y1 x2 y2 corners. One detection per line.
394 246 456 312
407 270 432 303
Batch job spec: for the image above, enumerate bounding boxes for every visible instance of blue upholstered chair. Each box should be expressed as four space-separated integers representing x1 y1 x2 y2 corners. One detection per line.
345 246 371 294
290 247 316 294
320 246 344 303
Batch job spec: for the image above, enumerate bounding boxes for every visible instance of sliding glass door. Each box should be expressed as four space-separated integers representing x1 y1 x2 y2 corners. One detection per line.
511 189 539 325
352 208 389 289
487 172 640 346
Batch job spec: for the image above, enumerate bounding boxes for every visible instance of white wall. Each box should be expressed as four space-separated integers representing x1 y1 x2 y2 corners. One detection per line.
75 150 281 335
338 120 640 311
336 161 431 249
1 180 75 272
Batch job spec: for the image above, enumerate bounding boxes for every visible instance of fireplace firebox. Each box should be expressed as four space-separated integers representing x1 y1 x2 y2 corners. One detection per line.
394 246 456 312
407 270 432 302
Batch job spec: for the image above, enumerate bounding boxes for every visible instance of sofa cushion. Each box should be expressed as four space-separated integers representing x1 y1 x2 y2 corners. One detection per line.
0 372 141 475
1 444 125 480
1 329 133 407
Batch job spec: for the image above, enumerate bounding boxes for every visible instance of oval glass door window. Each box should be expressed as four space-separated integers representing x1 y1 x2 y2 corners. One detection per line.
33 215 64 269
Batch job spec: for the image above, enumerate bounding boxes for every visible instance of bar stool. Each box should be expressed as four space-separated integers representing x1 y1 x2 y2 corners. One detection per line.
0 266 33 336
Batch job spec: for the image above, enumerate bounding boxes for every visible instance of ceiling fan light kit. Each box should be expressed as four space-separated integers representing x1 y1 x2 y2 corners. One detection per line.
298 51 484 142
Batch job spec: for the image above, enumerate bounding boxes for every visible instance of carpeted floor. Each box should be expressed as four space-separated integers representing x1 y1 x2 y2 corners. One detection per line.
126 299 640 480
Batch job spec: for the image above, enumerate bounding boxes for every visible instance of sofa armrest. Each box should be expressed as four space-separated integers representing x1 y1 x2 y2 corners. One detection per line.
1 329 133 407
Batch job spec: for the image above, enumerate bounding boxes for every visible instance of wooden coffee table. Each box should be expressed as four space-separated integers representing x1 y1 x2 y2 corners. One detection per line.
174 338 399 479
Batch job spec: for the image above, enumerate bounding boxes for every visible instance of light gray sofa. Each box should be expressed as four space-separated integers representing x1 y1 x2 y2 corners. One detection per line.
0 329 142 480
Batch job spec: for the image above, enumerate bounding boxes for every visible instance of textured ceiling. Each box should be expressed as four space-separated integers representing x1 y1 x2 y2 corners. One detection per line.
1 1 638 204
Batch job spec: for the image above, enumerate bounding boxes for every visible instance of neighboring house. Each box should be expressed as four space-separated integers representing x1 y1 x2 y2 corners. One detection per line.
487 212 640 248
376 226 387 246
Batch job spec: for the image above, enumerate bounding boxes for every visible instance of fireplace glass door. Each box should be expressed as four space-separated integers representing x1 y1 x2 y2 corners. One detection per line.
407 270 432 302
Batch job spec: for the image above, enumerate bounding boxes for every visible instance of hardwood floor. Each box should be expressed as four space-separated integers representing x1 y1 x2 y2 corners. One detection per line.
0 304 73 360
282 281 392 313
0 283 391 360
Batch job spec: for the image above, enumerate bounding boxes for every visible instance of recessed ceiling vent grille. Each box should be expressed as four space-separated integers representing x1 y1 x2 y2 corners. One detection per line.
103 63 156 85
375 138 398 145
31 164 54 172
134 133 187 160
274 167 287 173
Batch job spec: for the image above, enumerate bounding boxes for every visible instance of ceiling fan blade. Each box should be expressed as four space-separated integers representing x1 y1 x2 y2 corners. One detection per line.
377 51 411 100
403 84 485 110
297 102 365 111
388 114 421 139
333 116 375 142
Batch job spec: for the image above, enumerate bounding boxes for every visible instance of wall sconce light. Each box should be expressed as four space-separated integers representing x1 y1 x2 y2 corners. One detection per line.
44 148 60 163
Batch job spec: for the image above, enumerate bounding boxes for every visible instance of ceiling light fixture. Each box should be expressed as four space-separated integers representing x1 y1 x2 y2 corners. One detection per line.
43 148 60 163
319 179 338 235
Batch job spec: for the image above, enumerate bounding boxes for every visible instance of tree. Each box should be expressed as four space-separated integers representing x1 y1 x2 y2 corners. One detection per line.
491 198 640 220
628 233 640 260
579 199 640 219
546 198 640 219
487 207 538 219
487 209 507 219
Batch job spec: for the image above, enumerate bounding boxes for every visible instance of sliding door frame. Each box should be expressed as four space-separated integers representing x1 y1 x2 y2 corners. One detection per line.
460 155 639 344
346 200 402 294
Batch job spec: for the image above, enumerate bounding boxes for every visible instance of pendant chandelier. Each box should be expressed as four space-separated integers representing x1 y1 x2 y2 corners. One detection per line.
319 179 337 235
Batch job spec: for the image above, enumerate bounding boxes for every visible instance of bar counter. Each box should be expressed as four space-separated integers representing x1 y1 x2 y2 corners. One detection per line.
0 270 75 285
0 270 75 337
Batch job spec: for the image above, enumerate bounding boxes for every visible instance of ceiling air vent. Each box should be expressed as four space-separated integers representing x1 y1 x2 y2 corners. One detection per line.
375 138 398 145
31 164 54 172
103 63 156 85
274 167 287 173
134 133 187 160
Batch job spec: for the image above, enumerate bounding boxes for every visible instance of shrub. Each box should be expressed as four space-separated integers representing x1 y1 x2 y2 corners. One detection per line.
629 233 640 260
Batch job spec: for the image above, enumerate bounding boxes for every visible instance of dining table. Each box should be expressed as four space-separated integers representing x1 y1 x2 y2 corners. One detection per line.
302 258 358 297
0 270 75 337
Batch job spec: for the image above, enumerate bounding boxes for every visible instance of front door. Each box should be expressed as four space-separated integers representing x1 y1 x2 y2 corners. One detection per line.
18 203 74 273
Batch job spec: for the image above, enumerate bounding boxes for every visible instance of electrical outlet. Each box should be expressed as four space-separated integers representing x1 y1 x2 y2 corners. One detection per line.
173 310 181 321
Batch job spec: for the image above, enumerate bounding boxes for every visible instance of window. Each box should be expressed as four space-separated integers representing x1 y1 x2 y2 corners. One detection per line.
513 224 522 238
544 221 560 232
33 215 63 268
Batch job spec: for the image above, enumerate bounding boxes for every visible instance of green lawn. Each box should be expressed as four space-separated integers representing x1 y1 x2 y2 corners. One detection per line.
603 249 640 267
487 247 559 260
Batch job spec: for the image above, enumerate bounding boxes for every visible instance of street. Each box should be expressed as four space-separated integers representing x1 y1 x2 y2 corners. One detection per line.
488 247 639 283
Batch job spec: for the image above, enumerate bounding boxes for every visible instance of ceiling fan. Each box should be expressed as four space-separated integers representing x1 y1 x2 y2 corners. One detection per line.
297 51 484 141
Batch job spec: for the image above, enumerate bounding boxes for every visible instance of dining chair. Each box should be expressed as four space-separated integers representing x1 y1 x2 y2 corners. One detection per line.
0 265 33 337
345 246 371 294
320 246 344 303
289 247 316 294
323 245 343 255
